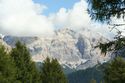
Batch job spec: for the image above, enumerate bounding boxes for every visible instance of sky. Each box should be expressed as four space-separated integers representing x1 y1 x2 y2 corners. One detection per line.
33 0 80 15
0 0 115 37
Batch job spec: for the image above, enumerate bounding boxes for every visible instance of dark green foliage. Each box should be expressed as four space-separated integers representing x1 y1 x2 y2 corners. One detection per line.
104 57 125 83
68 64 105 83
0 44 18 83
87 1 125 83
11 41 40 83
95 41 114 55
95 37 125 56
87 0 125 55
87 0 125 22
41 57 68 83
0 41 68 83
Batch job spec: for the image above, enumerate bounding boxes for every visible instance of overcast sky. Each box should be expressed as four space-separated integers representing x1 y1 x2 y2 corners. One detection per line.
0 0 115 37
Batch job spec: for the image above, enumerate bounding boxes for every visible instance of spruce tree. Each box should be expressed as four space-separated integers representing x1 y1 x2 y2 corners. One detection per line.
11 41 40 83
87 1 125 83
0 44 18 83
104 57 125 83
87 0 125 56
41 57 68 83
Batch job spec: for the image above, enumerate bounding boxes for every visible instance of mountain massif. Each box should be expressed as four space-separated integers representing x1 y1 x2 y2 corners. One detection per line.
0 28 112 71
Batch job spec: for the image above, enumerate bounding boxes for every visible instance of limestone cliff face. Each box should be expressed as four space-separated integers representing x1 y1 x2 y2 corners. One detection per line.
3 28 111 70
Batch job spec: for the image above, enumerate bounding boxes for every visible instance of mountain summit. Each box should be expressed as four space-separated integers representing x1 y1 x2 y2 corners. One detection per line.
2 28 111 70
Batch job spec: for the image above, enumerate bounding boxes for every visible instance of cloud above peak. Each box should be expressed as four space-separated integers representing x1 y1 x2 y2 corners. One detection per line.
0 0 54 36
0 0 113 37
49 0 91 30
49 0 114 38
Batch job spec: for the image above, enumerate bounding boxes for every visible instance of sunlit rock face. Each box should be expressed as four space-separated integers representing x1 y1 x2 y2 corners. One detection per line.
3 28 111 70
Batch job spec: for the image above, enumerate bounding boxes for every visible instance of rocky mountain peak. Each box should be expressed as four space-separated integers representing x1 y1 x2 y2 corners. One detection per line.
2 28 111 70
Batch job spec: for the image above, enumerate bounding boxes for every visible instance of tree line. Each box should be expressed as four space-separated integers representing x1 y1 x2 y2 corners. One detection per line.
1 41 125 83
0 41 68 83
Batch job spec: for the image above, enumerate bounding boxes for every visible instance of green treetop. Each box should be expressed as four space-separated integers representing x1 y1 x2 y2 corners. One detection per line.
11 41 40 83
104 57 125 83
0 44 18 83
41 57 68 83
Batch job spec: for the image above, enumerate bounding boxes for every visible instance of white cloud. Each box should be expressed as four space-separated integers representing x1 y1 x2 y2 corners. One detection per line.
49 0 91 30
0 0 54 36
0 0 114 38
49 0 115 39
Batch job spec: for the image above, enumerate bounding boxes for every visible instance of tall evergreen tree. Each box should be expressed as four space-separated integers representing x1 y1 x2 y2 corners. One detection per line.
11 41 40 83
87 1 125 83
104 57 125 83
0 44 18 83
87 0 125 56
41 57 68 83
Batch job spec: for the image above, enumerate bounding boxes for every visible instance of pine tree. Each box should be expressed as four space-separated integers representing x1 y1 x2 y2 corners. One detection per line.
87 0 125 56
41 57 68 83
87 0 125 22
104 57 125 83
0 44 18 83
11 41 41 83
87 1 125 83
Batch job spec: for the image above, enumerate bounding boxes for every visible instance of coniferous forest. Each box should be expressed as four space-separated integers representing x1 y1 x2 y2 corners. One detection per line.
0 42 68 83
